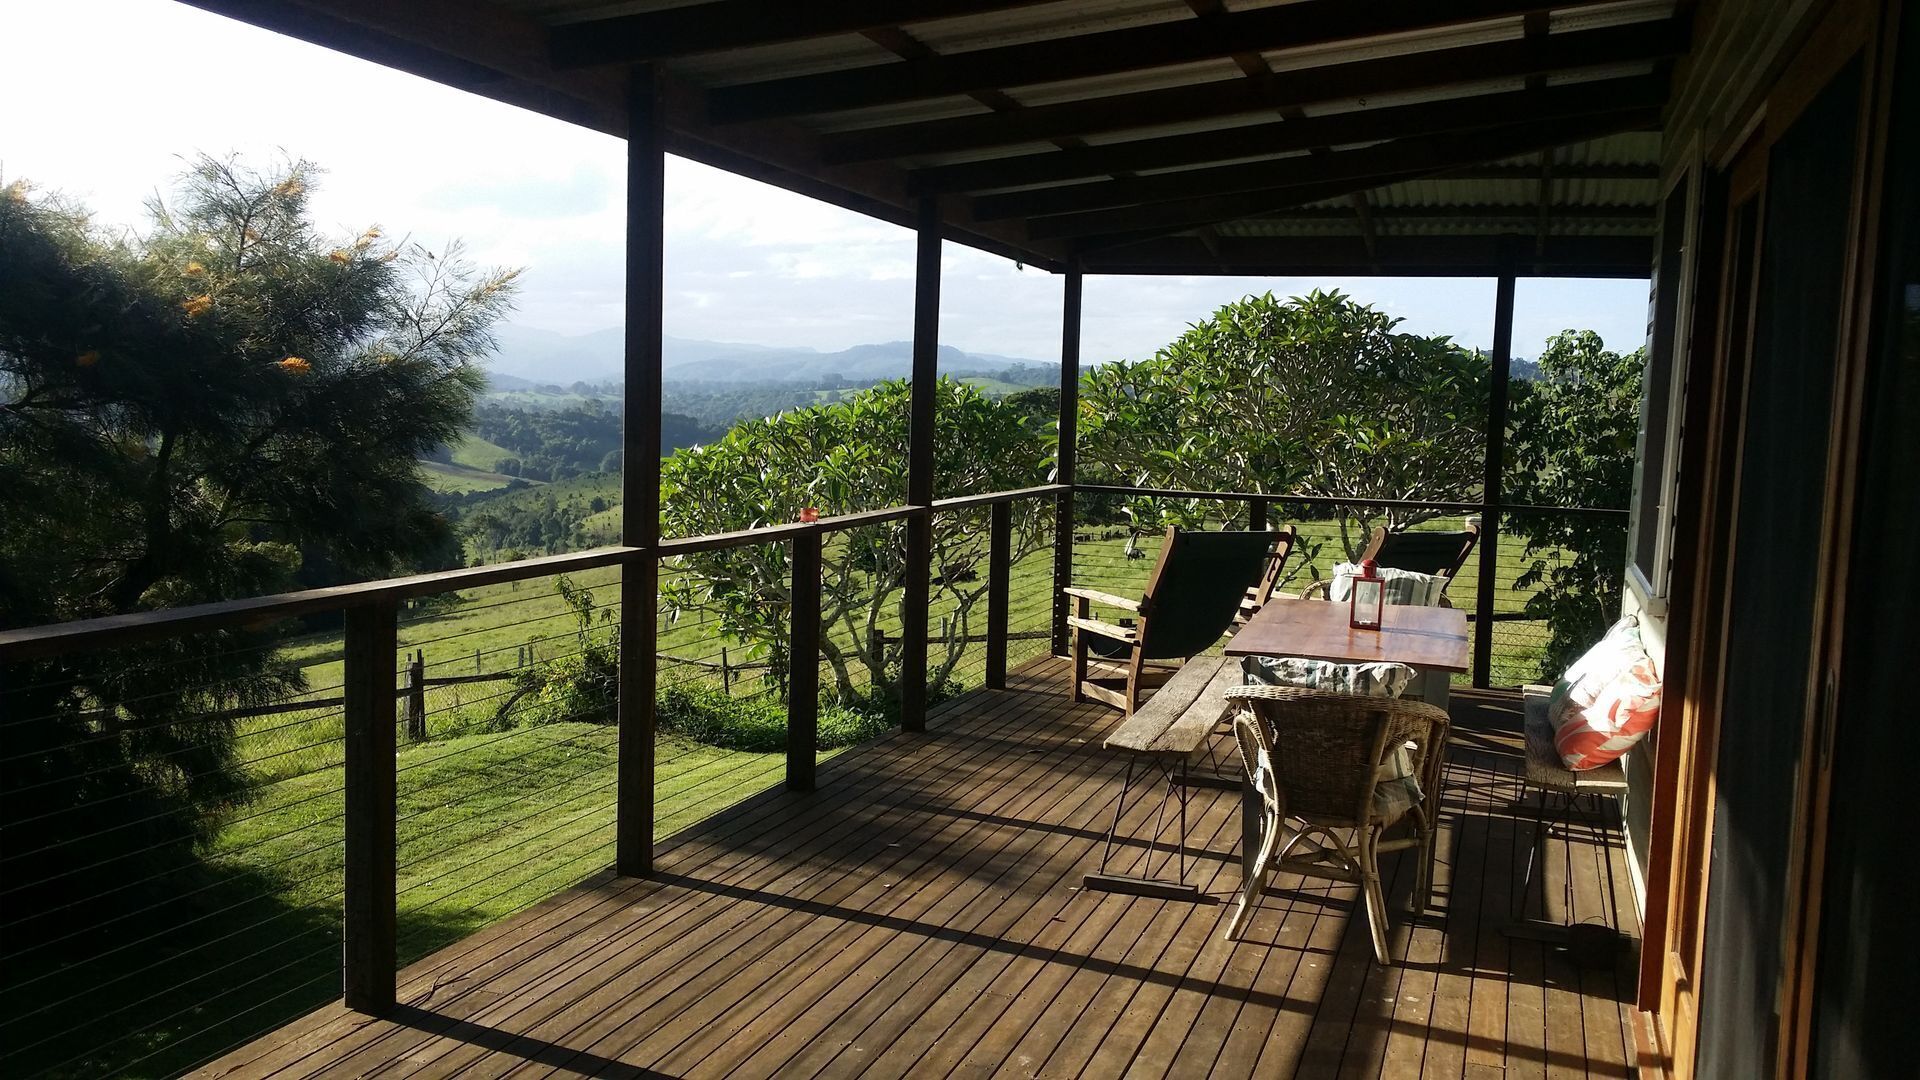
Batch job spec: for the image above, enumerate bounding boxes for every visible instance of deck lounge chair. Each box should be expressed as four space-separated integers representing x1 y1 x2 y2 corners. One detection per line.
1065 526 1280 716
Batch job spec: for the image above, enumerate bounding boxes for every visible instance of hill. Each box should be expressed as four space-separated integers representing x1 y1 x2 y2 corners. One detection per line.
482 324 1052 389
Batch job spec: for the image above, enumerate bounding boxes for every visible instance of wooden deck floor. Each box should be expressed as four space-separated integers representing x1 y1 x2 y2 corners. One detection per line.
199 658 1639 1079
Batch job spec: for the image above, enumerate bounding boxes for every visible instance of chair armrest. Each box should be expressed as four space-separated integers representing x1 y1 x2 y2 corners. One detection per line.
1067 615 1137 642
1061 586 1142 612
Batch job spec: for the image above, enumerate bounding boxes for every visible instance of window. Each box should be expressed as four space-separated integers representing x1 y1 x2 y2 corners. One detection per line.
1627 178 1693 599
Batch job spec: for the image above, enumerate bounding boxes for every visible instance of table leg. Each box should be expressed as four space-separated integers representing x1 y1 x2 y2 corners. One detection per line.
1418 667 1451 714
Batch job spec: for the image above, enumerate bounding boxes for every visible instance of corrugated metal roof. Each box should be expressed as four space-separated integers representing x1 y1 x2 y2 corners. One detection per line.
225 0 1682 273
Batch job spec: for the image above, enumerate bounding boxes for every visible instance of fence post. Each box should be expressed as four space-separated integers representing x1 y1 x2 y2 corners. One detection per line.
1474 273 1516 688
788 532 821 791
986 500 1012 689
404 651 426 742
342 600 398 1015
720 647 731 694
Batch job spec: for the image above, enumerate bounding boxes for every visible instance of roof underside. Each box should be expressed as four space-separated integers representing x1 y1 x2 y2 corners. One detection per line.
181 0 1683 277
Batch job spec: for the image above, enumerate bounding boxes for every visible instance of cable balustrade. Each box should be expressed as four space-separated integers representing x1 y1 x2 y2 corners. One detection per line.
0 478 1623 1077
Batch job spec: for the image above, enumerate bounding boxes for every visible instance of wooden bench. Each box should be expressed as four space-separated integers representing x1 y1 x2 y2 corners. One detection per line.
1085 656 1243 900
1504 685 1632 962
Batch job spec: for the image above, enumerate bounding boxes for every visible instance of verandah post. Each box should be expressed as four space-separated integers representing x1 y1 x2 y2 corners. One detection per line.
1051 263 1083 657
901 197 941 732
617 62 665 875
342 599 398 1014
985 499 1012 689
1474 271 1517 688
787 531 821 789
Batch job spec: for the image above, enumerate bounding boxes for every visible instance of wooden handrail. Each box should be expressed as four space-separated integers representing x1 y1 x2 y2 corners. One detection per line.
1074 483 1629 520
0 546 644 661
0 485 1073 661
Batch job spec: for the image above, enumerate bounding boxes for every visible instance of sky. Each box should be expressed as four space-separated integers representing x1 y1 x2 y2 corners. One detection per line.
2 0 1650 365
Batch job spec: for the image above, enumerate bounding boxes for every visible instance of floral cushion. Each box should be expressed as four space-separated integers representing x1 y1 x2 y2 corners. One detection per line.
1327 562 1447 607
1548 616 1663 770
1241 656 1423 820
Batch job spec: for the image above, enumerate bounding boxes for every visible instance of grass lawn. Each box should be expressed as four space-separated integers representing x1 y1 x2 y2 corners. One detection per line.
20 720 794 1080
418 458 519 494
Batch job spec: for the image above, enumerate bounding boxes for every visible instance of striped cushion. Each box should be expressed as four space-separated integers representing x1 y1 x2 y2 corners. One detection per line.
1548 616 1663 770
1328 563 1447 607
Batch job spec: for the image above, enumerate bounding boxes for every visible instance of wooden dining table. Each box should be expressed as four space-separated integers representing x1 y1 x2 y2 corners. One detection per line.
1220 596 1471 882
1223 596 1471 710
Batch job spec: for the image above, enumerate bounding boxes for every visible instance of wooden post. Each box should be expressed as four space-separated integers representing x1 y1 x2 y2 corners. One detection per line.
618 62 665 876
1247 496 1268 530
901 197 941 733
787 532 821 790
720 646 731 694
404 650 426 742
1474 272 1517 688
1051 263 1083 656
985 499 1012 689
342 600 397 1014
473 647 481 674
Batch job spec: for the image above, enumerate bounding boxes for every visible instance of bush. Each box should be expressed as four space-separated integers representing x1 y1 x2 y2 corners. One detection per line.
657 683 893 752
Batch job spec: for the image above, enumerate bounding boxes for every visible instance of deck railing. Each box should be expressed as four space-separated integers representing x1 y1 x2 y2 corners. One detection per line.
0 479 1621 1078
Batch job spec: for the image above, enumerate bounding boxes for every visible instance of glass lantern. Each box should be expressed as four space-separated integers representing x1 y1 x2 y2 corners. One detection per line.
1349 558 1384 631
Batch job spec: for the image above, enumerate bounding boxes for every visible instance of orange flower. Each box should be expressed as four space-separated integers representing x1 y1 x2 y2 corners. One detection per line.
183 261 205 276
277 356 312 375
76 350 99 368
182 294 213 318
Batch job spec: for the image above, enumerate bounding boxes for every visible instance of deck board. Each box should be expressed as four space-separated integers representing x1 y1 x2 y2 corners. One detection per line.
196 657 1639 1080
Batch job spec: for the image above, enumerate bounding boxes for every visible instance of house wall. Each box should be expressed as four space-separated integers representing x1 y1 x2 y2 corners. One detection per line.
1617 0 1828 921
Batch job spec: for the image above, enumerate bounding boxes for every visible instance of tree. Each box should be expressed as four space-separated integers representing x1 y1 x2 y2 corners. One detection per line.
1505 330 1646 676
0 156 517 921
1076 290 1488 556
659 378 1048 700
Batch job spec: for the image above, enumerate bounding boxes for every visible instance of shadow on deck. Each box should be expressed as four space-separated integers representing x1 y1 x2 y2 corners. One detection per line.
199 657 1639 1079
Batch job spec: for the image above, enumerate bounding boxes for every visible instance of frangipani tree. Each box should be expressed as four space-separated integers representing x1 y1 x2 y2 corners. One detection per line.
659 378 1047 700
1077 290 1489 557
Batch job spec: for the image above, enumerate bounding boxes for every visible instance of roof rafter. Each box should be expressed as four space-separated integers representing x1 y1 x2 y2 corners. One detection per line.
1076 234 1653 277
706 0 1627 123
819 19 1687 164
1021 108 1660 240
980 108 1658 224
911 75 1667 194
548 0 1061 67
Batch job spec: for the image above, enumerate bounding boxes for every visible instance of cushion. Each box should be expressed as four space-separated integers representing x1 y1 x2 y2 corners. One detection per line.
1239 655 1417 698
1241 656 1423 820
1548 616 1663 770
1327 562 1447 607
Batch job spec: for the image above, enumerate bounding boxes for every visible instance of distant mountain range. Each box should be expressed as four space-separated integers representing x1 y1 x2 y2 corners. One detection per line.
483 324 1050 387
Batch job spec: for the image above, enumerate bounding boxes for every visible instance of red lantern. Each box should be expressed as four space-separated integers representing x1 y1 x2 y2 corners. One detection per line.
1349 558 1384 631
799 507 820 523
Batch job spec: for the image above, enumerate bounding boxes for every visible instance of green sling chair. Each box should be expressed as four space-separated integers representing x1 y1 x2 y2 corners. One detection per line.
1065 526 1287 716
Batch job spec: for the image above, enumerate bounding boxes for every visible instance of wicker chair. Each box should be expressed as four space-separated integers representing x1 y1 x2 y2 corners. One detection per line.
1224 683 1451 964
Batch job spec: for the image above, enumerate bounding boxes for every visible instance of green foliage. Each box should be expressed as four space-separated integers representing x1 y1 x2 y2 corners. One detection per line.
503 576 619 728
656 684 894 753
1077 290 1489 556
1505 330 1645 675
0 156 516 927
465 399 714 482
659 378 1047 699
